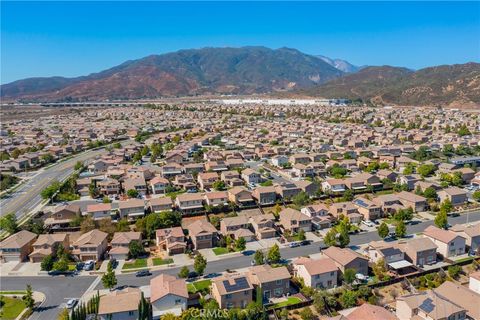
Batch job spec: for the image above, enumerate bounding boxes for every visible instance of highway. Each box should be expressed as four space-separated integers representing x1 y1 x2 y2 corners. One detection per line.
0 142 130 220
2 211 479 319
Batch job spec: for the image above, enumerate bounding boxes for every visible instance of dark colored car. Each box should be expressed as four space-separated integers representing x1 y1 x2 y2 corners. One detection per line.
300 240 312 246
135 270 152 277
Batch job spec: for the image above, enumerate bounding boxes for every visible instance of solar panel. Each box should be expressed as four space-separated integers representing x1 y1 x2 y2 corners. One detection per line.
223 277 250 292
354 199 368 208
419 298 435 313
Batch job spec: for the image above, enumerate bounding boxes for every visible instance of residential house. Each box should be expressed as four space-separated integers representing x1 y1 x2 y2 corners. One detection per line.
228 187 255 207
366 240 405 264
249 214 276 239
211 274 254 309
396 191 427 212
221 170 243 187
182 219 217 250
161 163 183 178
98 288 142 320
434 280 480 320
301 204 329 218
29 233 69 263
149 197 173 213
109 232 142 260
252 186 277 205
175 193 204 214
322 246 369 276
293 257 338 289
353 197 383 220
123 176 147 196
279 208 311 233
156 227 186 255
86 203 112 220
328 202 363 224
274 182 301 200
451 223 480 254
150 176 170 195
322 179 346 194
438 187 468 206
397 237 438 267
294 180 319 197
71 229 108 261
377 169 398 182
470 271 480 294
247 265 291 300
0 230 37 262
396 290 466 320
197 172 219 190
220 216 250 237
97 178 121 196
329 303 399 320
423 225 466 258
241 168 261 185
205 191 229 207
397 174 422 191
44 204 81 228
150 274 188 318
119 199 145 220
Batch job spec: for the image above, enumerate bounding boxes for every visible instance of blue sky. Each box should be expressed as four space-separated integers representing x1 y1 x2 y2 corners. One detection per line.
1 1 479 84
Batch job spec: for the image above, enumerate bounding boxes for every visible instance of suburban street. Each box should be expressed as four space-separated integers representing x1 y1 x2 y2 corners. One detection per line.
0 141 130 220
2 210 479 320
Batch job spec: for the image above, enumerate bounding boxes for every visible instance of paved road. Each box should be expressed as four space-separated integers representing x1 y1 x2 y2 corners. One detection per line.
4 211 479 320
98 211 480 289
0 276 97 320
0 141 130 220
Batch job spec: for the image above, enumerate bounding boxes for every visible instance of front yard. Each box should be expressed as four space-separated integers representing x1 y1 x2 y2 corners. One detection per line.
152 258 173 266
212 247 230 255
122 258 148 270
0 296 26 320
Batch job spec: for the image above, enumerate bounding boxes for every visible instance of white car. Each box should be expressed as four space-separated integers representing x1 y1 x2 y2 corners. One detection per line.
362 220 374 228
66 299 78 309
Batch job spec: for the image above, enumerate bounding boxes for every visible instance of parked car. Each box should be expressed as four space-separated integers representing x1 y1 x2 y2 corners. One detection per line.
289 242 300 248
362 220 374 228
300 240 312 246
83 260 95 271
135 270 151 277
66 299 78 309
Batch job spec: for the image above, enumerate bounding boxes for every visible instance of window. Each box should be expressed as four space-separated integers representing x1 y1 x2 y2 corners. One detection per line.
175 299 182 304
276 280 282 285
128 311 134 316
226 294 232 299
330 272 334 276
244 290 249 295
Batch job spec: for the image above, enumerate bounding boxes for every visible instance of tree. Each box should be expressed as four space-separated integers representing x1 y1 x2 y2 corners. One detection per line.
343 268 356 285
448 265 462 279
299 307 314 320
435 210 449 229
23 284 35 309
298 229 306 241
457 124 471 136
417 164 436 178
144 211 181 239
128 240 145 259
440 199 453 214
102 263 117 290
102 196 111 203
53 256 68 272
41 180 61 200
342 189 354 202
41 255 54 271
254 250 265 265
98 217 115 237
212 180 226 191
423 187 438 200
235 237 246 251
74 161 83 171
324 228 337 247
395 220 407 238
80 215 96 234
267 244 281 263
340 290 357 308
372 259 388 281
377 222 389 238
127 189 139 198
194 253 207 275
0 213 18 234
178 266 189 278
292 191 310 207
116 218 130 232
57 308 70 320
472 190 480 202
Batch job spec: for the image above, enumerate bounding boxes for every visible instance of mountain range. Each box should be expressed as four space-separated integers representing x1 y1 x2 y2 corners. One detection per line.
1 46 479 107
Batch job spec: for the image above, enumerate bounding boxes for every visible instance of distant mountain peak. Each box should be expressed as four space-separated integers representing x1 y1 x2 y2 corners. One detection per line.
316 55 362 73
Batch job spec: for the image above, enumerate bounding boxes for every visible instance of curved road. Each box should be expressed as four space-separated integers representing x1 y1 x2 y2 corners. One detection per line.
0 141 130 220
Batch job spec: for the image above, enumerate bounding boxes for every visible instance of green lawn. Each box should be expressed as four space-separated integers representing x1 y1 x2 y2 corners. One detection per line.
0 296 26 320
212 247 229 255
187 280 212 293
454 257 474 263
0 291 26 295
270 297 302 308
122 258 148 270
152 258 173 266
